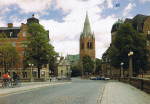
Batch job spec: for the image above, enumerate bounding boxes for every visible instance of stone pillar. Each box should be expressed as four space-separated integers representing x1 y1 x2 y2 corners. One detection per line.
121 65 124 78
129 56 133 78
30 66 34 82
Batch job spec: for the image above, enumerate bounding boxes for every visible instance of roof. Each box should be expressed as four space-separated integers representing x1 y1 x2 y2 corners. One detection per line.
0 27 21 38
80 12 95 39
125 18 133 24
59 59 71 66
66 54 80 62
111 19 123 33
132 14 148 33
27 14 39 27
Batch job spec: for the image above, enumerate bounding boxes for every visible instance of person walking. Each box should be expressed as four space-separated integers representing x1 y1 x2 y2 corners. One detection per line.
13 72 20 86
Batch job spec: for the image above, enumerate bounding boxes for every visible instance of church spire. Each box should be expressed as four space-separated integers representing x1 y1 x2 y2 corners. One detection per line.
82 11 92 37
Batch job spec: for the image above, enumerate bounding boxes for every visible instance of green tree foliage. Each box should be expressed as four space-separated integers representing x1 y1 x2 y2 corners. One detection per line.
0 33 19 73
49 52 59 74
96 58 101 73
71 65 81 77
82 55 94 73
108 23 149 74
23 23 55 78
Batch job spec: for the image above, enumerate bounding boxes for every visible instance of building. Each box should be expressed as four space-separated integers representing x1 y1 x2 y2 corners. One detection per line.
101 14 150 78
0 14 49 80
65 54 80 66
79 12 95 60
57 58 71 77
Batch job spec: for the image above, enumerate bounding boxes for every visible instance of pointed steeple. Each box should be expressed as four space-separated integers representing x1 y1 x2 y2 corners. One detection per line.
82 11 92 37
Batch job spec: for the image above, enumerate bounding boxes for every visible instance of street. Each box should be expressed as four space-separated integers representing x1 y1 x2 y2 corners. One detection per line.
0 78 106 104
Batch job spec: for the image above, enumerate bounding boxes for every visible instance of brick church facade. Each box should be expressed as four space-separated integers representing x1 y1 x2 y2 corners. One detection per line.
79 12 95 60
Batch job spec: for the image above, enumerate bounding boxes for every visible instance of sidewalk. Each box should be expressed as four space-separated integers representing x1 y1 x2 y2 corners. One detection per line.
0 81 73 97
101 81 150 104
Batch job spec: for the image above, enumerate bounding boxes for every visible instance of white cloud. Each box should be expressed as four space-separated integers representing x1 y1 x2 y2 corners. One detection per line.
40 11 116 59
123 3 136 17
0 17 6 27
139 0 150 3
0 0 53 13
107 0 113 8
0 7 11 15
0 0 117 59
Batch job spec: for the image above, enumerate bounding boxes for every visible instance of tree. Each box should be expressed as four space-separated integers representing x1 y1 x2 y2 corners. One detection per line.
0 33 19 73
71 65 81 77
49 52 59 75
23 23 55 78
82 55 94 73
95 58 101 73
108 23 149 75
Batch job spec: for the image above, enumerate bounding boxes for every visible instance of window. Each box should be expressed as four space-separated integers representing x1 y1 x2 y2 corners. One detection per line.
148 30 150 34
10 32 13 37
12 41 15 47
87 42 90 49
22 51 26 57
33 71 37 77
90 42 93 49
22 72 27 78
147 41 149 46
41 71 45 77
23 31 26 37
81 42 84 49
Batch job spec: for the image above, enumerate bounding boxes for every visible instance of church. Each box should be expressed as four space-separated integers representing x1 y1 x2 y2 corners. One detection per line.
79 12 95 60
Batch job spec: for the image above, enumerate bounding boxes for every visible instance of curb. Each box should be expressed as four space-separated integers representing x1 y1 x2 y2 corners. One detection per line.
0 82 73 97
100 82 108 104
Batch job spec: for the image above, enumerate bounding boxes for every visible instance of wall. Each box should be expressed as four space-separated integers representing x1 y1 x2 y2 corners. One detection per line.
120 77 150 94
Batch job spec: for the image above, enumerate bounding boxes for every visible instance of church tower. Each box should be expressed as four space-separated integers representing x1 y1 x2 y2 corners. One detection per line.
80 12 95 60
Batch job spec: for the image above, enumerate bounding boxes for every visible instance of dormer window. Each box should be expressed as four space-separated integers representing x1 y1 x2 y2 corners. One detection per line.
10 32 13 37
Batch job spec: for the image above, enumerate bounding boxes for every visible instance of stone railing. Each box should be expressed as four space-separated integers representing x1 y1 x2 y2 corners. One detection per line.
119 77 150 94
34 78 44 82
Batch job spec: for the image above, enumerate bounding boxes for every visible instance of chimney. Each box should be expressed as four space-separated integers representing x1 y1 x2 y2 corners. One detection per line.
8 23 13 28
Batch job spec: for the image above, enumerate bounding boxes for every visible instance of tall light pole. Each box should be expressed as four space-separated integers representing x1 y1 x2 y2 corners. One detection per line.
128 51 134 78
29 63 34 82
120 62 124 78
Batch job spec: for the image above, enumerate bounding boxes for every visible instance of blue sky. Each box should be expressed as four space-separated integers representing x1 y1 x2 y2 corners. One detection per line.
0 0 150 59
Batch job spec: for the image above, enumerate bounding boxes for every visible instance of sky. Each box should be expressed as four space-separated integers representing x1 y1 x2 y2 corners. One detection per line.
0 0 150 59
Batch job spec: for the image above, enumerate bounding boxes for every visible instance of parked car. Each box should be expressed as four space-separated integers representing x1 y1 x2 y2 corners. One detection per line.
104 77 110 80
93 77 103 80
57 76 68 80
89 77 94 80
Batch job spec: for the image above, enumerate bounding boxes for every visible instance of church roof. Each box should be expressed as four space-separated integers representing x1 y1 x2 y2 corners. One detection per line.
66 54 80 62
80 12 95 39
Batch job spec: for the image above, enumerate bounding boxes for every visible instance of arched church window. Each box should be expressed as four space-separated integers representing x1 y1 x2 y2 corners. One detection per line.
87 42 90 49
90 42 93 49
81 42 84 49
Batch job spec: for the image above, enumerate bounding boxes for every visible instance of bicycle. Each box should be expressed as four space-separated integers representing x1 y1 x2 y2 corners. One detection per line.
1 78 12 88
11 79 21 88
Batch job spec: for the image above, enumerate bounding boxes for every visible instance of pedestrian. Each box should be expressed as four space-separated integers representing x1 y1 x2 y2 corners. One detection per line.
50 77 52 82
3 72 10 82
13 72 20 86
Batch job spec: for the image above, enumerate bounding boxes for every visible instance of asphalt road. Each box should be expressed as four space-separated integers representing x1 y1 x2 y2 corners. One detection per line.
0 78 106 104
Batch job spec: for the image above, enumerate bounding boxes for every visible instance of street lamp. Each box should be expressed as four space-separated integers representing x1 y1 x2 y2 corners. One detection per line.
128 51 134 78
120 62 124 78
29 63 34 82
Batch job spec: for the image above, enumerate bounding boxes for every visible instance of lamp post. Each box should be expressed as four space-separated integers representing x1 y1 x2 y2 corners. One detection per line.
120 62 124 78
29 63 34 82
128 51 134 78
